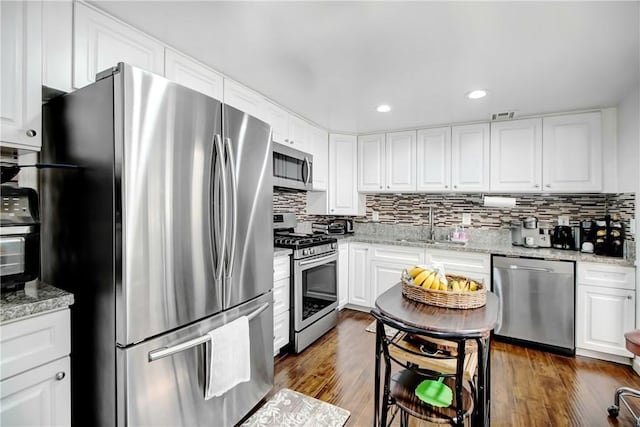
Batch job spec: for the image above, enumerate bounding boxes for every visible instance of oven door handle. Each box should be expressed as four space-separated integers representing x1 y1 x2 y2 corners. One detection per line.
298 253 337 267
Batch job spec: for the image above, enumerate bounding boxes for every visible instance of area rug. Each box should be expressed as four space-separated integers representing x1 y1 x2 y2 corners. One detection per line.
241 388 350 427
365 320 398 337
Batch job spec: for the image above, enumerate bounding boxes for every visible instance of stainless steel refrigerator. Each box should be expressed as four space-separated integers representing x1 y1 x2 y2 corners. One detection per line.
40 63 274 426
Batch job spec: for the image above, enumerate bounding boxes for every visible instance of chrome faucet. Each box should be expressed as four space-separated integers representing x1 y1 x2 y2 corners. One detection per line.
428 206 435 241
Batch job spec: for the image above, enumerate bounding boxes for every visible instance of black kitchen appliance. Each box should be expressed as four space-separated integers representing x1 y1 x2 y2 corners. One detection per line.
607 215 625 257
0 185 40 290
580 221 595 253
592 215 625 257
552 225 575 250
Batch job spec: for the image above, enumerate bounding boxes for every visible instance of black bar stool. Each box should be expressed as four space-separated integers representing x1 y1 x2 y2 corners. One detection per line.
608 330 640 426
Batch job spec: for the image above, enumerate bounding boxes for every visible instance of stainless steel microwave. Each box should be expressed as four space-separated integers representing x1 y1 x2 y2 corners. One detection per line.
272 142 313 190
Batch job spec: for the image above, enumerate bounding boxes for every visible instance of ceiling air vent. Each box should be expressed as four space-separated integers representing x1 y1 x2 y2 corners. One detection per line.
490 111 516 121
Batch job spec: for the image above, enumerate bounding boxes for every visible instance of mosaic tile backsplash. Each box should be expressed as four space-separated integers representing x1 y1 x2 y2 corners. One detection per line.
273 189 635 240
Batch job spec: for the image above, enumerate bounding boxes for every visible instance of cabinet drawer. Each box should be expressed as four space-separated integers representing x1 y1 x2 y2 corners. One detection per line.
273 310 290 355
427 249 490 275
1 309 70 380
273 255 290 282
577 262 635 290
371 245 425 265
273 280 290 316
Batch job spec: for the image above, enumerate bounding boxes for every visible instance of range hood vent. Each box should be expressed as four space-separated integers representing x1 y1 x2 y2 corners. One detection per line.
490 111 516 121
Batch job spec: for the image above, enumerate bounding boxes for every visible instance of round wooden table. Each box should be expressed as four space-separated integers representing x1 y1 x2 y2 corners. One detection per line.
373 283 500 426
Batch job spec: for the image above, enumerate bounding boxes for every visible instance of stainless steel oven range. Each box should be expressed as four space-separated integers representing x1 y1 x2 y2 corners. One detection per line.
274 213 338 353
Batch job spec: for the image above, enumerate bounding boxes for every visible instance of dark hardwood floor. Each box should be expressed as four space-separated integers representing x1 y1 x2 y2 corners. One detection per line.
272 309 640 426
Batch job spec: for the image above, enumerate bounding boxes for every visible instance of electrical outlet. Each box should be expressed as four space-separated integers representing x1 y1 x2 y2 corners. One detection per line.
372 211 379 222
558 215 570 226
462 213 471 225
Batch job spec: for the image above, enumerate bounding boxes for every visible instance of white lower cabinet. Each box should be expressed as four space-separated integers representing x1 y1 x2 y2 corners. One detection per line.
273 255 291 356
348 244 371 307
576 262 636 360
576 286 635 357
0 309 71 426
338 241 350 309
425 249 491 287
0 356 70 426
370 245 425 298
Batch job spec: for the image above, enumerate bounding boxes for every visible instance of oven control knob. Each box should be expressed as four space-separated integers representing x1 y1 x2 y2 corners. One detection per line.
310 248 315 255
331 243 337 249
302 249 309 256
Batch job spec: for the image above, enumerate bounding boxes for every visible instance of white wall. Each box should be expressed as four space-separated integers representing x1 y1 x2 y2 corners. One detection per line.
617 82 640 193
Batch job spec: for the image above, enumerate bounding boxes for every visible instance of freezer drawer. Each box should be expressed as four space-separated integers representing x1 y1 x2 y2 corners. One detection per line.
117 293 273 426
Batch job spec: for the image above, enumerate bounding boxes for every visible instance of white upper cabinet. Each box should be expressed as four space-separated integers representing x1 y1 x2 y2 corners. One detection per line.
358 134 385 192
264 102 289 144
73 2 164 89
358 131 416 192
287 115 310 153
542 112 602 192
42 0 72 93
0 0 42 150
416 127 452 192
223 79 267 122
262 102 311 152
329 134 363 215
164 49 223 100
385 131 416 192
451 123 490 192
490 118 543 192
308 125 328 191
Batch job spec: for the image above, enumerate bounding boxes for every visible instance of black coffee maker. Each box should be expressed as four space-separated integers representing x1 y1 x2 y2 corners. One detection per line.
552 226 575 250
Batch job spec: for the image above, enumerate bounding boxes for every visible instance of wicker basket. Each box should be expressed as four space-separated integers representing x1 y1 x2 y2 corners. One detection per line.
401 273 487 309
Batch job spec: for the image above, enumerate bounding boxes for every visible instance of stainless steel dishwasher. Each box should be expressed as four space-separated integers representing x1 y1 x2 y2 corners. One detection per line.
492 255 575 354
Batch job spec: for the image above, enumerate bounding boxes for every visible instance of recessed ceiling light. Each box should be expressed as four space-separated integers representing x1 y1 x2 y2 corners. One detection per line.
467 90 487 99
376 104 391 113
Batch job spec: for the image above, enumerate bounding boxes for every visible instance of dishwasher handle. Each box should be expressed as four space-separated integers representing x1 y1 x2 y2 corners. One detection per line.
507 265 553 273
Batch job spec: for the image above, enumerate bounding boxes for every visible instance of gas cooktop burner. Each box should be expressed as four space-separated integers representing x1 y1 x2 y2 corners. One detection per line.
274 232 337 249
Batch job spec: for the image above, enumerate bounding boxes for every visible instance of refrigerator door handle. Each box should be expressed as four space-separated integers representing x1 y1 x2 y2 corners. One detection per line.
223 137 238 279
213 134 228 283
147 302 270 362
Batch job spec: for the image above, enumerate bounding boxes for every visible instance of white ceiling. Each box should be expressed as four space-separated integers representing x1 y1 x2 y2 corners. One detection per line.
90 1 639 134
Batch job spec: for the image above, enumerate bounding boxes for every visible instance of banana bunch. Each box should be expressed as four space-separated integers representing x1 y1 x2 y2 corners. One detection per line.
449 278 479 292
408 266 447 291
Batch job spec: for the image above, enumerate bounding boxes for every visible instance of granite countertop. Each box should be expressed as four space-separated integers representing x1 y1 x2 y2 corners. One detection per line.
1 281 74 324
340 234 635 267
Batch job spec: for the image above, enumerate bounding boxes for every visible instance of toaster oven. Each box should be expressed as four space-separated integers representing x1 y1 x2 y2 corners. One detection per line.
0 185 39 290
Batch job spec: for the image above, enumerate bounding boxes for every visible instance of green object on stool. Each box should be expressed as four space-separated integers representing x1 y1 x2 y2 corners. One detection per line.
415 377 453 408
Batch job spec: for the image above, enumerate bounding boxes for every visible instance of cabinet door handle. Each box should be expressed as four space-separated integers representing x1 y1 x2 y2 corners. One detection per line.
386 185 390 189
444 185 448 189
55 371 66 381
26 129 37 137
545 184 551 188
453 185 458 189
628 296 633 300
379 186 382 189
534 184 540 188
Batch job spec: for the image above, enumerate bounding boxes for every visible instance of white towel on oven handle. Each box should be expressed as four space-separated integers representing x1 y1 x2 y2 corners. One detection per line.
205 315 251 399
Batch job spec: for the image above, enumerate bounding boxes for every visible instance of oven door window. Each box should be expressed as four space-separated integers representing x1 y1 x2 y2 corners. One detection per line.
301 260 337 321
